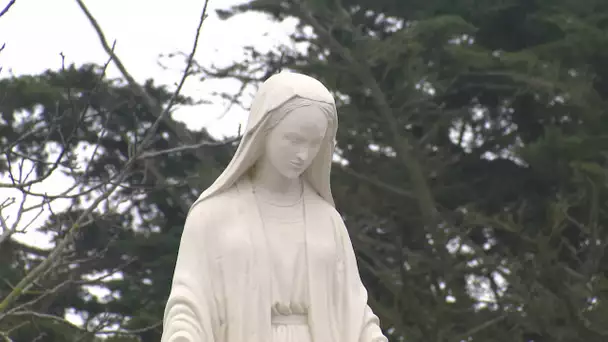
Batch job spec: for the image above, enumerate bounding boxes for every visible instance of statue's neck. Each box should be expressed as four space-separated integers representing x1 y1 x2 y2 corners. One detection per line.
250 167 302 205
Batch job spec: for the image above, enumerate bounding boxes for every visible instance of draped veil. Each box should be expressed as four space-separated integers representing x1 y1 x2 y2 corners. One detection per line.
162 72 387 342
190 71 338 211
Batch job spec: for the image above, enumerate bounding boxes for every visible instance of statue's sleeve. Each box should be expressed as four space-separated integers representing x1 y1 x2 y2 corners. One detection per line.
335 213 388 342
161 203 222 342
360 305 387 342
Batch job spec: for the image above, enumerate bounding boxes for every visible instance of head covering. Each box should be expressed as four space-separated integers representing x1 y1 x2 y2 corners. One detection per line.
190 72 338 211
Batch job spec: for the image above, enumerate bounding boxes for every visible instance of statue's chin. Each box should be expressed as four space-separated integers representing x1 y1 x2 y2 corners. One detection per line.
277 167 305 180
280 171 303 180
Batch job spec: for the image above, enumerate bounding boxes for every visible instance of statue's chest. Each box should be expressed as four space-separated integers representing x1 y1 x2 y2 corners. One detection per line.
216 212 339 270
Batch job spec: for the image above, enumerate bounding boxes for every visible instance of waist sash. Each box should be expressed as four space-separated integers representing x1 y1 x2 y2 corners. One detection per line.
271 314 308 325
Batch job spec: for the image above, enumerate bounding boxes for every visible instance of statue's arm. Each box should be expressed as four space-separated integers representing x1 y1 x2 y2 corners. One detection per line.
161 204 220 342
360 305 387 342
334 210 388 342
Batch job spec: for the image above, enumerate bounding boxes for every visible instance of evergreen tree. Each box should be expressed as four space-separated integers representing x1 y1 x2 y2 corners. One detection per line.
0 65 233 341
1 0 608 341
208 0 608 340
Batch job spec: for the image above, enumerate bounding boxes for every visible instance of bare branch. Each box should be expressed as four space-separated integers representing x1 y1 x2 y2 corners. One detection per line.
0 0 212 315
138 135 240 159
74 0 224 164
96 320 162 335
0 188 28 245
0 0 16 19
6 311 86 333
3 310 161 339
0 279 73 321
0 49 115 190
340 166 414 199
73 0 217 210
74 0 209 138
453 314 507 341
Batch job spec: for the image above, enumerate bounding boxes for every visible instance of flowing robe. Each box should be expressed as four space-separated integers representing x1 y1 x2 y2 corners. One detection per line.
161 178 386 342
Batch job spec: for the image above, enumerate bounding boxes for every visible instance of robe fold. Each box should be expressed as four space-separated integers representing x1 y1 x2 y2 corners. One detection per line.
162 178 386 342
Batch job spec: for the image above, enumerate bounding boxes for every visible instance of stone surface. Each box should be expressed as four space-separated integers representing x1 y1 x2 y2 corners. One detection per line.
162 72 387 342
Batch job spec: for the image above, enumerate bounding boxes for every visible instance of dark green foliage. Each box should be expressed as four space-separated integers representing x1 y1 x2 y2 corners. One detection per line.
2 0 608 341
0 65 230 341
209 0 608 341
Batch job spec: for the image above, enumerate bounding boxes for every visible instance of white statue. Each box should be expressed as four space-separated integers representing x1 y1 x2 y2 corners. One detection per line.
162 72 387 342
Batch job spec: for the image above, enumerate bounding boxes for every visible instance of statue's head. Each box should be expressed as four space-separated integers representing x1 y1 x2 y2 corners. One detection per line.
192 72 338 209
253 97 335 180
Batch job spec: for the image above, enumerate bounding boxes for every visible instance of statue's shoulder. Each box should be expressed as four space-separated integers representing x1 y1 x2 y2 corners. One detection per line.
300 184 342 222
186 187 239 227
307 194 346 228
317 200 342 222
319 202 349 235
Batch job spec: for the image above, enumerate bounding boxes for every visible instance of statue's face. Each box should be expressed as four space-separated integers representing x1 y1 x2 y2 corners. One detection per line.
262 106 328 179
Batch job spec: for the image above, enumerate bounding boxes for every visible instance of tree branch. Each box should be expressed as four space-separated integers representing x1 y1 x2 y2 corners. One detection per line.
340 166 414 199
453 314 507 341
74 0 213 157
0 0 211 314
137 135 240 159
0 0 16 19
74 0 220 211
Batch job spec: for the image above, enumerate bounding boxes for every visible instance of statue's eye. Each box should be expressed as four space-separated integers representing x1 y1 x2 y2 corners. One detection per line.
285 133 305 145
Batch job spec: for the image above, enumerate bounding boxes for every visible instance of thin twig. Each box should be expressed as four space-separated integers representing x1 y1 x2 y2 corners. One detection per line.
340 166 414 199
0 0 16 19
452 314 507 341
74 0 209 139
138 136 240 159
0 0 211 314
73 0 217 207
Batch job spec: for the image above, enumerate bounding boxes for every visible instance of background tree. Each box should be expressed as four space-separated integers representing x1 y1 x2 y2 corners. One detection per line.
0 1 228 340
203 0 608 341
1 0 608 341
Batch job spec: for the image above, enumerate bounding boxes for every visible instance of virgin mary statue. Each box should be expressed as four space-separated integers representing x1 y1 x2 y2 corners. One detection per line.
161 72 387 342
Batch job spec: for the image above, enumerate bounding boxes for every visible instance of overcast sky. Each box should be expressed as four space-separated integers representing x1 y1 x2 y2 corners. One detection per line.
0 0 304 326
0 0 299 135
1 2 502 323
0 0 299 247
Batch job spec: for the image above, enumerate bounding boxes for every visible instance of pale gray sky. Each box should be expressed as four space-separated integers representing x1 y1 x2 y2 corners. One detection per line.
0 0 304 327
0 0 299 246
0 2 502 325
1 0 300 135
